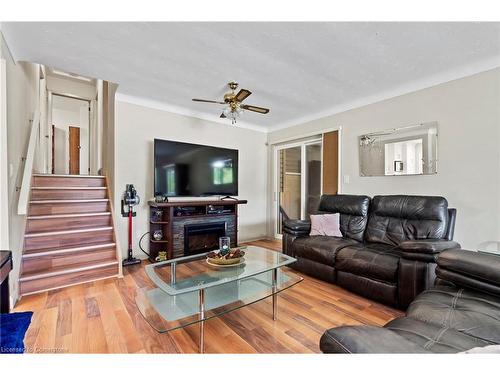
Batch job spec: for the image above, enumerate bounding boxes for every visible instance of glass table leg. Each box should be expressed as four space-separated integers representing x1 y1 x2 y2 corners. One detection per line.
199 288 205 353
272 268 278 321
171 262 177 284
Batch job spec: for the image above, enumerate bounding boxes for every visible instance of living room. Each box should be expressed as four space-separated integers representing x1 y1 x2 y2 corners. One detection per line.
1 1 500 373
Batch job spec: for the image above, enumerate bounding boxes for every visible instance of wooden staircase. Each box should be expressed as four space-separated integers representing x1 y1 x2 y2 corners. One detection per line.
19 174 120 295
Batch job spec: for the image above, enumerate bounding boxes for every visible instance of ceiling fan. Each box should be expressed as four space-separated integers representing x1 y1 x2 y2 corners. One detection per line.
192 82 270 124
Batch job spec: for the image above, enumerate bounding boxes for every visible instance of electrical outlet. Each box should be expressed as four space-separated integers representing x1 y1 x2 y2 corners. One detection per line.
343 175 350 184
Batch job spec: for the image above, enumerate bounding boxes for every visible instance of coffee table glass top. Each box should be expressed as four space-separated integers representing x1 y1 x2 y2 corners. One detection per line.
145 245 296 295
135 246 302 333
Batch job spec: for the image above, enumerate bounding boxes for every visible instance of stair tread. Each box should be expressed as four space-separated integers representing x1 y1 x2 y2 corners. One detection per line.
28 212 111 220
20 258 119 281
23 241 117 256
33 174 105 178
25 226 113 237
30 199 109 204
32 186 107 190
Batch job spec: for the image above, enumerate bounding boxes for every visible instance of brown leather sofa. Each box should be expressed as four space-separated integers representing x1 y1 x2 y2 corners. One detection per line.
320 249 500 353
282 194 459 309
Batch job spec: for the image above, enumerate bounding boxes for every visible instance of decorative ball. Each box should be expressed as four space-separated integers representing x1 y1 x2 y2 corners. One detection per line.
153 230 163 241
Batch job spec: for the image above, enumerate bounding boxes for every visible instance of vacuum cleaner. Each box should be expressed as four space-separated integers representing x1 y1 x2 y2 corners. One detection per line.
121 184 142 266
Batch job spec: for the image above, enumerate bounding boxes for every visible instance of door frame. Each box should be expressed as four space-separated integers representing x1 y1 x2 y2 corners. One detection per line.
271 126 342 239
273 137 323 239
50 92 91 175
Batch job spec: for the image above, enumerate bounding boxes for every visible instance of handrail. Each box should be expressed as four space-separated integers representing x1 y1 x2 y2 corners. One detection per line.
17 111 40 215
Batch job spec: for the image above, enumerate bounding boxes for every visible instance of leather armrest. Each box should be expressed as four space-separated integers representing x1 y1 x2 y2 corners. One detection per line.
399 239 461 254
283 219 310 237
436 249 500 295
320 326 430 353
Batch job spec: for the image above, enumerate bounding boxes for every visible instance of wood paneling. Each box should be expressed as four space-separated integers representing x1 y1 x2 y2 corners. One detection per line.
15 239 403 353
26 213 112 233
33 175 105 187
22 246 117 274
28 201 109 215
24 228 114 251
31 188 107 200
322 131 339 195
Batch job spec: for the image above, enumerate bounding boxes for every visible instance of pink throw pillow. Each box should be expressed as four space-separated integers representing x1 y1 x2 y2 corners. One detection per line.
310 213 342 237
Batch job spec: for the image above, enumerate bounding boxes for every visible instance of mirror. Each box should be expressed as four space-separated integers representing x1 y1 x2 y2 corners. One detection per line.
359 122 438 176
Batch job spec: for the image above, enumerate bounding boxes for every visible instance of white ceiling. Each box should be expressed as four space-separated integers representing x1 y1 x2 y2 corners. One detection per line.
2 22 500 132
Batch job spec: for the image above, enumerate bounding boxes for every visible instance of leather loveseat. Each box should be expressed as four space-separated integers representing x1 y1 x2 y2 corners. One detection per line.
282 194 459 309
320 249 500 353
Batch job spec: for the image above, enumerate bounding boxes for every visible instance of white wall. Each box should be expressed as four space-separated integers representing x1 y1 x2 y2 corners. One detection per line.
268 68 500 250
51 95 89 174
114 100 269 259
1 32 39 305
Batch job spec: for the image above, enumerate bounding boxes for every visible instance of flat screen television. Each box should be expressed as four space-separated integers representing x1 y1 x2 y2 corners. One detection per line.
154 139 238 197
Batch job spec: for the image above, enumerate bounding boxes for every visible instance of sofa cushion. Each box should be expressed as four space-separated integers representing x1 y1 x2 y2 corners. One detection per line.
310 213 341 236
292 236 357 266
335 244 401 282
406 285 500 344
317 195 370 242
320 325 430 353
385 317 491 353
365 195 449 246
436 249 500 297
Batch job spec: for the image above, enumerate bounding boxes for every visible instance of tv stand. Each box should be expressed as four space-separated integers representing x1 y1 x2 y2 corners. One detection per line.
148 199 247 261
220 195 238 201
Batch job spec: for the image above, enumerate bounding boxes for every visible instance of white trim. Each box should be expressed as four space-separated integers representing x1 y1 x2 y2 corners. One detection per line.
337 126 343 194
24 226 113 238
0 58 9 249
269 125 341 145
115 92 269 133
300 144 306 220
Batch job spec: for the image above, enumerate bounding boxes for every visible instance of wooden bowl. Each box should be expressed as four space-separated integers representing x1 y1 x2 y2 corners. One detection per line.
207 256 243 265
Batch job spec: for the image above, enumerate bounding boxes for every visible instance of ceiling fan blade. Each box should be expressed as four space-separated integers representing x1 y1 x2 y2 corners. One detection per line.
234 89 252 102
241 104 270 114
220 112 226 118
192 98 225 104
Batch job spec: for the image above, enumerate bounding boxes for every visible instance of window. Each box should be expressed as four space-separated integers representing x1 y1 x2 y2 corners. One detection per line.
213 160 233 185
166 167 176 194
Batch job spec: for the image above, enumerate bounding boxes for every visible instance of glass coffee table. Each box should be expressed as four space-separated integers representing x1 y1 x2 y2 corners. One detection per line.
135 246 303 353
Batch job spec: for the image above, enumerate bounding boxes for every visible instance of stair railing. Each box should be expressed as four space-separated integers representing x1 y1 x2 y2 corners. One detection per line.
17 111 40 215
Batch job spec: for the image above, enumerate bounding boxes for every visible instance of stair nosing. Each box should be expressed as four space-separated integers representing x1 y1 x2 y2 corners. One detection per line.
33 174 105 178
29 199 109 204
23 242 117 258
20 260 119 281
28 212 111 220
25 226 113 238
31 187 107 190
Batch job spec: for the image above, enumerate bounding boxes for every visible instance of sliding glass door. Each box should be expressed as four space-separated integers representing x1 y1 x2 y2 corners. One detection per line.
275 139 322 237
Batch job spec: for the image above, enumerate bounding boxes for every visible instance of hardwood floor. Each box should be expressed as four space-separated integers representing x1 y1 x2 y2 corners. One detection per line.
14 239 403 353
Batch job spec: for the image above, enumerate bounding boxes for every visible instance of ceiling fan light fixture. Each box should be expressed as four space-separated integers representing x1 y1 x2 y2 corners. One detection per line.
192 81 270 125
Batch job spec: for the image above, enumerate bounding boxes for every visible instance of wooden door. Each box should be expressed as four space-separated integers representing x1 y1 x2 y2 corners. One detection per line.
69 126 80 175
322 130 339 194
